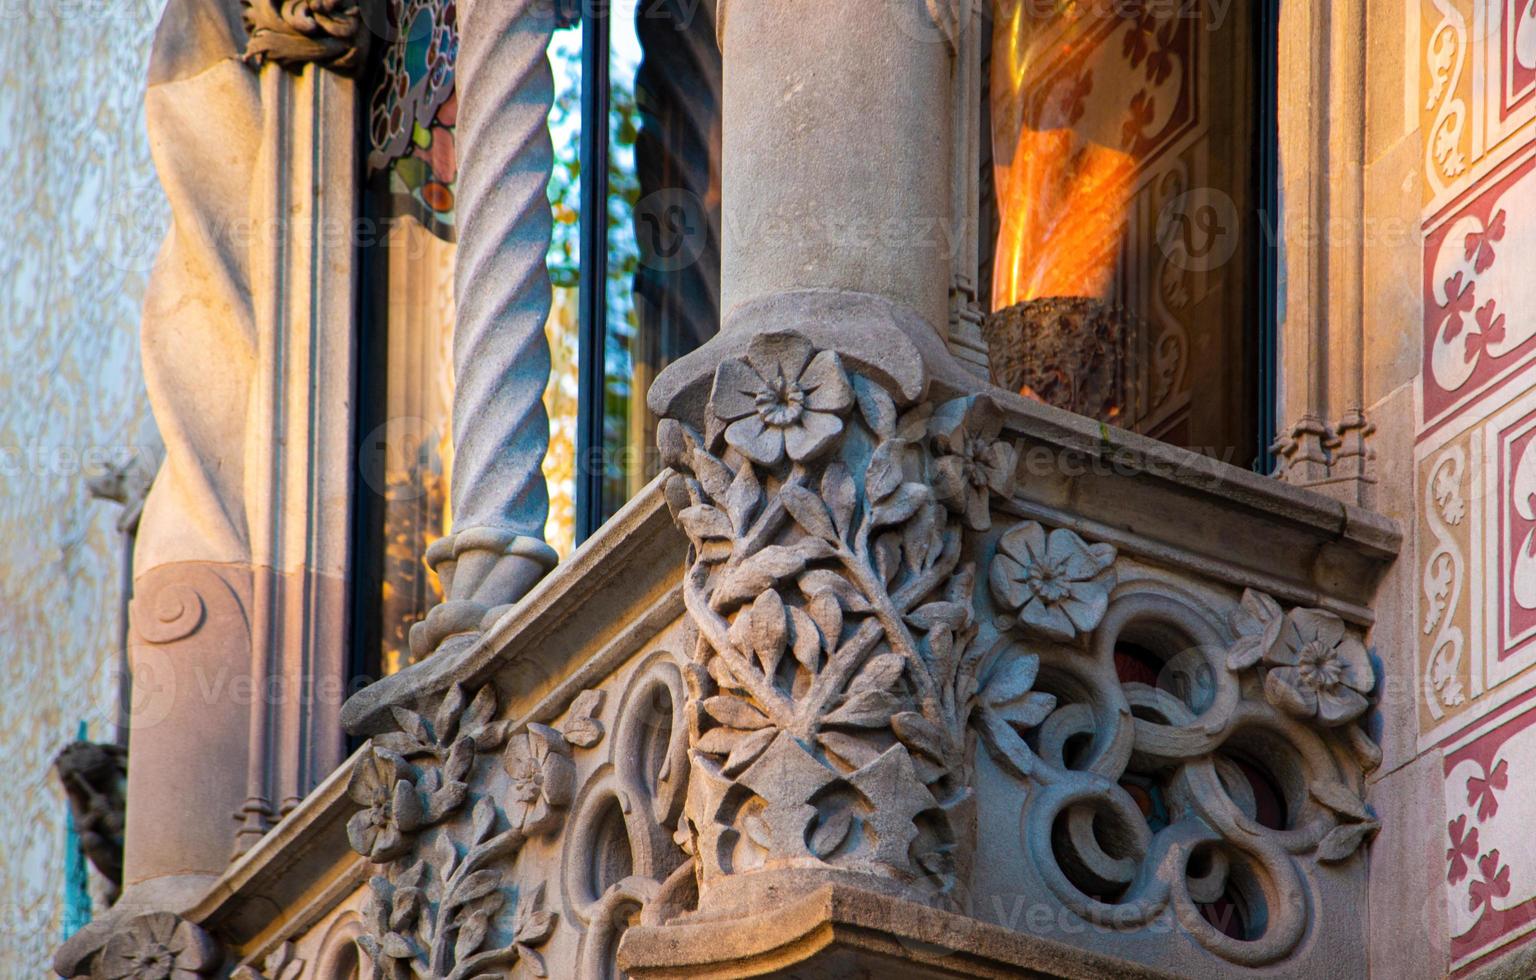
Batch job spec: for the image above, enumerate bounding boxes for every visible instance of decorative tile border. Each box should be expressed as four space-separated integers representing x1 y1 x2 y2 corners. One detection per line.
1442 702 1536 971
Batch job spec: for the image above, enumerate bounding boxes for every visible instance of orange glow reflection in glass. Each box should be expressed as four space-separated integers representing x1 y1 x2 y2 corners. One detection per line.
990 1 1138 311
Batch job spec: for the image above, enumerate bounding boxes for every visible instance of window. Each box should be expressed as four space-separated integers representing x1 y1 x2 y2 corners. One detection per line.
353 1 722 677
566 0 723 538
981 0 1279 471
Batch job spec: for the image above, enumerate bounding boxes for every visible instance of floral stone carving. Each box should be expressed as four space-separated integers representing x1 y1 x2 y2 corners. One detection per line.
660 331 1047 903
655 329 1384 967
351 683 569 980
91 913 220 980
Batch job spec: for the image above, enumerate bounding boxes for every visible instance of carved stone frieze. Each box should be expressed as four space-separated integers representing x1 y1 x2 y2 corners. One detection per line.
241 0 369 75
349 683 571 979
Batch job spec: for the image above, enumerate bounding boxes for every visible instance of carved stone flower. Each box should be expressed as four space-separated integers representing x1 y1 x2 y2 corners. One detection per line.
929 395 1019 530
1262 609 1375 726
96 912 219 980
990 522 1116 642
502 724 575 835
710 333 854 466
346 747 424 862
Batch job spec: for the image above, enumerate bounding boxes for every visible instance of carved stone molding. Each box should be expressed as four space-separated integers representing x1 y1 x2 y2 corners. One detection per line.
241 0 368 75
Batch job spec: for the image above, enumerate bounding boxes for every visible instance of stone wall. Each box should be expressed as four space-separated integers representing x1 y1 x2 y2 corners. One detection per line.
0 0 166 969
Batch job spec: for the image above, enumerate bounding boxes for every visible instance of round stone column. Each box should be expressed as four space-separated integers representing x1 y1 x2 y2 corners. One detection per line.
718 0 954 335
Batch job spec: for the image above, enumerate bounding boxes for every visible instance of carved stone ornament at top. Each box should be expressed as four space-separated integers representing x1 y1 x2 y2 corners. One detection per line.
349 683 567 980
241 0 368 75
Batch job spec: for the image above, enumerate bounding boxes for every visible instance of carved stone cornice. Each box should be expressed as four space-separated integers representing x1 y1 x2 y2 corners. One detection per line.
240 0 369 76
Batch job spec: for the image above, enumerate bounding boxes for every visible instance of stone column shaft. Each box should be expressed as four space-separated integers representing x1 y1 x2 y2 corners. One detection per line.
719 0 955 335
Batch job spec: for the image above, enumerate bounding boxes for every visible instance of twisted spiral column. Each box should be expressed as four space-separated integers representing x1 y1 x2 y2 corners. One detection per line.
409 0 560 659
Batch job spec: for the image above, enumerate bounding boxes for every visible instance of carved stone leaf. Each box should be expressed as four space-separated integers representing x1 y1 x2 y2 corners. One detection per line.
435 685 468 746
470 720 513 753
866 441 905 502
870 483 930 528
722 727 778 776
896 402 934 442
809 806 854 858
848 653 906 696
453 870 502 908
824 689 902 728
908 601 969 633
714 546 811 607
444 737 474 785
471 797 497 844
391 707 434 748
996 692 1056 729
731 589 789 676
463 685 497 736
562 689 607 749
806 591 844 653
455 911 490 965
799 569 874 612
818 731 885 771
788 606 822 670
724 462 762 533
903 502 938 571
853 374 898 439
679 505 733 542
703 696 771 730
875 533 902 585
891 711 946 763
822 463 858 538
1317 820 1379 862
1310 780 1371 822
690 446 735 503
975 706 1034 780
984 654 1040 706
380 932 416 960
780 484 839 542
371 731 422 756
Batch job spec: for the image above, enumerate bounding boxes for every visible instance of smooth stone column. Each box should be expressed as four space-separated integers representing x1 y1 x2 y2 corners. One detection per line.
650 0 974 423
